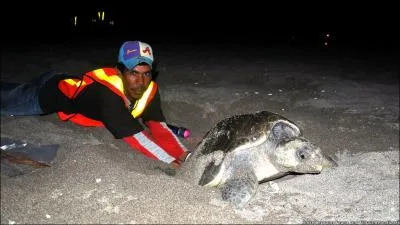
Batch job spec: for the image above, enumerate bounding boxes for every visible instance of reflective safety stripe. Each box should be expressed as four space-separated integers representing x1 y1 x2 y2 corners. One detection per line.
57 112 105 127
131 81 157 118
87 69 127 106
92 69 124 94
133 132 175 163
58 77 93 99
89 68 157 118
63 79 87 87
57 68 158 126
144 120 188 160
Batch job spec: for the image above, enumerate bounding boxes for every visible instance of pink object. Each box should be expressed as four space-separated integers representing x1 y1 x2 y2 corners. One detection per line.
183 129 191 138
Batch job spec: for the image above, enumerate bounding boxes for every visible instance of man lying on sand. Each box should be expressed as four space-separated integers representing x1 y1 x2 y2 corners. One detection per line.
1 40 191 168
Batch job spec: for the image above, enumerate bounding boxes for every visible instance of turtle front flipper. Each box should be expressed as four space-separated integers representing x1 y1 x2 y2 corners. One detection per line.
198 161 224 186
219 170 258 208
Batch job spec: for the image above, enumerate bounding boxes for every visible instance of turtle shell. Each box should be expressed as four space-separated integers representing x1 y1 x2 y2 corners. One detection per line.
199 111 299 155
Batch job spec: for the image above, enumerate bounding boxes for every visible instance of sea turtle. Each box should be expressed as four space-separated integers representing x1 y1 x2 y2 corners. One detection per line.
177 110 336 208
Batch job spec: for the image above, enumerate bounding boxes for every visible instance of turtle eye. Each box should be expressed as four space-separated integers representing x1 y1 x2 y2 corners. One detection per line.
296 148 310 160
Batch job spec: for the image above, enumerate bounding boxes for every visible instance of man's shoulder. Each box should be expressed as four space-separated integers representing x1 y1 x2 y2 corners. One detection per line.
85 67 118 75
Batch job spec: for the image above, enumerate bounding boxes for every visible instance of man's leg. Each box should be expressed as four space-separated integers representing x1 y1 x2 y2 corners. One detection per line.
1 82 43 116
1 71 57 116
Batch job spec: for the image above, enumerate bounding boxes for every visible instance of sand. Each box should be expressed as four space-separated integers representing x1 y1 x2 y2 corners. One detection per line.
1 39 398 224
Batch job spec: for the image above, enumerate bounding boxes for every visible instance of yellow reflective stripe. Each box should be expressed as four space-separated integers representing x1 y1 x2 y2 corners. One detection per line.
64 79 87 87
92 69 124 93
89 68 154 119
131 81 154 118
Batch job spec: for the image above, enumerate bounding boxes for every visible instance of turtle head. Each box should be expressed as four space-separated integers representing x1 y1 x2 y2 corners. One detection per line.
272 138 337 173
268 120 337 174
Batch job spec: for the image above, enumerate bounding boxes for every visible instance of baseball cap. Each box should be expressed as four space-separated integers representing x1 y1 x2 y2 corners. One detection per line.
118 41 154 69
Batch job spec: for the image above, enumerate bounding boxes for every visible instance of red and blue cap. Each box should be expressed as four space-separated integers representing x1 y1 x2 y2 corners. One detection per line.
118 41 154 69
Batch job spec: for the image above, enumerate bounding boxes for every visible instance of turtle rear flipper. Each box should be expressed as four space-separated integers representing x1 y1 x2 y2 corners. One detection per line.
219 171 258 208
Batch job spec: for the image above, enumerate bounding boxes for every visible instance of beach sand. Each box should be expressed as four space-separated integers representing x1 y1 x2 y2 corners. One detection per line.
1 40 398 224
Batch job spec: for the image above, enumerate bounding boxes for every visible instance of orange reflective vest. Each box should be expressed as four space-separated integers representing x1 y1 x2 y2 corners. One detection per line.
57 68 158 127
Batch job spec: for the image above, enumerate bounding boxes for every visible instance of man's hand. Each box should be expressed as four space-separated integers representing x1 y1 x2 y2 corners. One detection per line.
169 151 192 169
170 160 181 169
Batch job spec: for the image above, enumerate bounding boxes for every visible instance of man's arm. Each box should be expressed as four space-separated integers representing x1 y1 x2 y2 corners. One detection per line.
145 120 189 160
123 132 176 163
91 86 178 164
101 105 179 164
140 89 190 163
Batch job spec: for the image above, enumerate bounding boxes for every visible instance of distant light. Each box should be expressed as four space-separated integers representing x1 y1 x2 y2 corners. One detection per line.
326 33 330 38
109 21 114 25
74 16 77 26
98 11 105 21
324 42 328 46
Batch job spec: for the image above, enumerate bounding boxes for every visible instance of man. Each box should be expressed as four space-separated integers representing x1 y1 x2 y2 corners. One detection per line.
1 41 190 168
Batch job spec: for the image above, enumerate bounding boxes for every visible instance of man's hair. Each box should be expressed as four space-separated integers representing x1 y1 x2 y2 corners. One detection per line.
116 62 150 72
116 62 127 72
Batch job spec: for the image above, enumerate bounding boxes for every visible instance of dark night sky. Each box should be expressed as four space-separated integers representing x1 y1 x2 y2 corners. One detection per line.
2 2 398 52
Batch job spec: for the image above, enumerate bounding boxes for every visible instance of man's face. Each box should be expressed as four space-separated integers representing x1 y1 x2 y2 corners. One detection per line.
120 64 152 101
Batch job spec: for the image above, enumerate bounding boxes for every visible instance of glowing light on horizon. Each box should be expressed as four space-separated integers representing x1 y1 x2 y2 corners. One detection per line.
323 32 331 47
98 11 105 21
